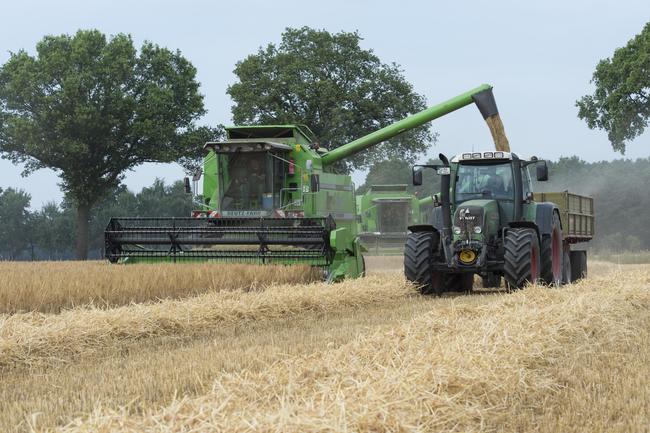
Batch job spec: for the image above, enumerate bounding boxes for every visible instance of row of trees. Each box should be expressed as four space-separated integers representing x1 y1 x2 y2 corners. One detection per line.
2 156 647 260
1 23 648 259
0 179 192 260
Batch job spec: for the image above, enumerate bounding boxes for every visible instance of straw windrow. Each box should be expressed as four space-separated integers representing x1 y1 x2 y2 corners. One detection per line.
55 270 650 432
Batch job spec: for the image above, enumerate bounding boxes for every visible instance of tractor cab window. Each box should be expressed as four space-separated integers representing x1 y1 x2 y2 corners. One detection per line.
220 152 287 213
455 162 514 202
521 166 533 200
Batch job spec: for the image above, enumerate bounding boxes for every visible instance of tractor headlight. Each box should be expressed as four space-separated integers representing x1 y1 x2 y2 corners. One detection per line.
453 226 462 235
473 226 482 234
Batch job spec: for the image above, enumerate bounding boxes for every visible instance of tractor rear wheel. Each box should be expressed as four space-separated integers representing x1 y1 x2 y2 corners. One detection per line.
540 213 563 286
404 231 440 294
504 228 541 290
562 249 571 284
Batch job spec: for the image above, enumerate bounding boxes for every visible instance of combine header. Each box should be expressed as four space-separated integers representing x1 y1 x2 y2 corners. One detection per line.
106 84 508 281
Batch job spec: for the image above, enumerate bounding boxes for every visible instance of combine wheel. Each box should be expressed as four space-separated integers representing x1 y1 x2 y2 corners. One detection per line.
404 231 440 295
504 228 541 290
540 213 563 286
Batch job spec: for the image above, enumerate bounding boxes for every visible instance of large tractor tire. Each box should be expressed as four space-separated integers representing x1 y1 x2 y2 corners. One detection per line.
569 250 587 282
540 212 563 286
404 231 440 295
504 228 541 290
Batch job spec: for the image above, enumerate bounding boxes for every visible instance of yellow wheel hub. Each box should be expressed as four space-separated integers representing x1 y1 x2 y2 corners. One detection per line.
459 249 477 264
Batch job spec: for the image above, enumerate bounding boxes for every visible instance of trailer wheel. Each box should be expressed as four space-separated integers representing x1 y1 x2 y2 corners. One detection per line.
504 228 541 290
540 212 563 286
569 250 587 281
404 231 440 294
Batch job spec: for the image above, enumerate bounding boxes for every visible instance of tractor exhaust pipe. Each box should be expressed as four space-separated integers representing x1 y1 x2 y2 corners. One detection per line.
438 153 453 266
471 88 510 152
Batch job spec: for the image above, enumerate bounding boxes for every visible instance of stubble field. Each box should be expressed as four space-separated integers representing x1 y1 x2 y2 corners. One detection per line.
0 257 648 432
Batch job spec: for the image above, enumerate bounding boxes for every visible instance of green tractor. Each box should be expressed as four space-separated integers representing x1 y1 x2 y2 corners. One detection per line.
105 84 510 281
404 152 594 293
356 184 421 254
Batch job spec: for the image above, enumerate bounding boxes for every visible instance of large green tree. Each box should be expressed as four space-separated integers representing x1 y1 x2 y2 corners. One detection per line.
227 27 434 172
577 22 650 153
0 30 217 259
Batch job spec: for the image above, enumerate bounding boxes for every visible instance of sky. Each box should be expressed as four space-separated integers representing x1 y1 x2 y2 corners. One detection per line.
0 0 648 208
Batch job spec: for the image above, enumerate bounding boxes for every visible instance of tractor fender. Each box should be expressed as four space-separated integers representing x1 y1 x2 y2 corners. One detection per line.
534 203 561 237
408 224 440 233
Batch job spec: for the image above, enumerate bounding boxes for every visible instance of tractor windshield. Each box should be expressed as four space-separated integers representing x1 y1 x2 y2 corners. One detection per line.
220 152 287 214
455 162 514 202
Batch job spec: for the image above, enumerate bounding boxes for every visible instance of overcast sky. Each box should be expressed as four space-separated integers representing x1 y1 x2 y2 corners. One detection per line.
1 0 648 207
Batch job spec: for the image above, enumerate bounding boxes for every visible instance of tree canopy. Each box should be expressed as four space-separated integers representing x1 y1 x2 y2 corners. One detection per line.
227 27 434 172
576 22 650 153
0 29 218 258
0 187 32 260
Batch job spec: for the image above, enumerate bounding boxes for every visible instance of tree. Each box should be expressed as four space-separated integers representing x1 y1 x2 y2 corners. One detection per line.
0 30 218 259
32 202 75 259
0 187 32 259
576 22 650 153
227 27 434 172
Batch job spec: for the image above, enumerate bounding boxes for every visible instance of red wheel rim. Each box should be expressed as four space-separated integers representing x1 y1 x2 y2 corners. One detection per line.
552 227 562 281
531 244 539 282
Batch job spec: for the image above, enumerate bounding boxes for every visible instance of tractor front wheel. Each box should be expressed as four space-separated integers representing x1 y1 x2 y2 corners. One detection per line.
404 231 440 294
504 228 541 290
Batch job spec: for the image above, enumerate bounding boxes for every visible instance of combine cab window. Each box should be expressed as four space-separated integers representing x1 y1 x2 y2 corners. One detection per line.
221 152 286 213
455 162 514 202
378 202 410 233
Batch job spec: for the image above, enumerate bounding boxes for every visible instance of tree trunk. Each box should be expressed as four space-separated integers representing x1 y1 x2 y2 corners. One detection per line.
75 204 90 260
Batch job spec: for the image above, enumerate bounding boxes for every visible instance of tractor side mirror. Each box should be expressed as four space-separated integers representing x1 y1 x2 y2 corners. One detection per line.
184 177 192 194
536 162 549 182
412 168 423 186
310 174 320 192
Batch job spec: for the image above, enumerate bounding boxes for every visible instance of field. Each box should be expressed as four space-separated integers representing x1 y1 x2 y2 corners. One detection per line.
0 257 648 432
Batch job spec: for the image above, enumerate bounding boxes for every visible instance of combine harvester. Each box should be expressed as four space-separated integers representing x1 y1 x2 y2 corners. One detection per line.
105 84 513 281
356 185 422 254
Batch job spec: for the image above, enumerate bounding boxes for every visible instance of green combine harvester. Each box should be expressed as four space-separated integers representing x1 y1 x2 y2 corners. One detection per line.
105 84 508 281
356 185 421 254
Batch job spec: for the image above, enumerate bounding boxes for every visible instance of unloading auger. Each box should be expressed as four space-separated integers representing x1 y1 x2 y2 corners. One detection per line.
105 84 507 281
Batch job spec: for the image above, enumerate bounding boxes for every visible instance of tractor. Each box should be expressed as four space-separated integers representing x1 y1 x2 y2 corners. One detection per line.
404 152 594 293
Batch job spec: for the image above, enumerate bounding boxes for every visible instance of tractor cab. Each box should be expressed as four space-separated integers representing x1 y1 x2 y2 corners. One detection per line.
449 151 531 233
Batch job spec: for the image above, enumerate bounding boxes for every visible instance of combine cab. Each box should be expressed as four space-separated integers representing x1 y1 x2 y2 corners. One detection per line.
106 84 511 281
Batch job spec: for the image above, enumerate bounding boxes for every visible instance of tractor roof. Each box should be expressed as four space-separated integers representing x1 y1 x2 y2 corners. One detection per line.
451 151 538 163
